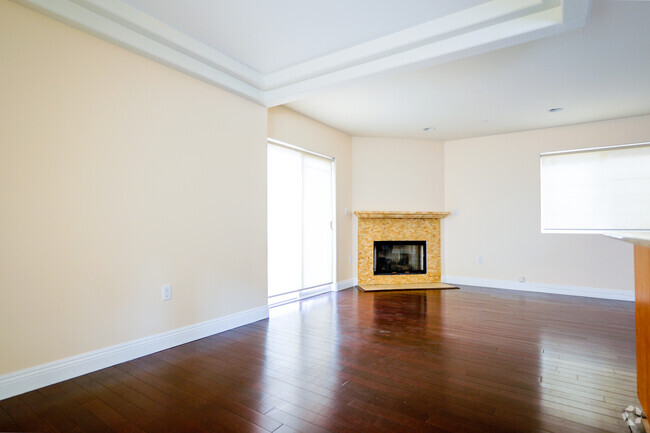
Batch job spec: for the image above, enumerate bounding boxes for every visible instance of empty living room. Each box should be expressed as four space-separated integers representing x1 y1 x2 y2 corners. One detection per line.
1 0 650 432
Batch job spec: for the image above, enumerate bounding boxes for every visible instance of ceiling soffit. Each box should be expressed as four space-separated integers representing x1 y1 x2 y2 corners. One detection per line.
12 0 590 107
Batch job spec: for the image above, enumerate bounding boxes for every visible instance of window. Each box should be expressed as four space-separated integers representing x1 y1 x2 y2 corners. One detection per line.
540 142 650 233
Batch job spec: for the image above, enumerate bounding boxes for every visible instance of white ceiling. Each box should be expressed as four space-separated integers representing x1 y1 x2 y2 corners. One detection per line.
287 0 650 140
15 0 650 140
120 0 489 74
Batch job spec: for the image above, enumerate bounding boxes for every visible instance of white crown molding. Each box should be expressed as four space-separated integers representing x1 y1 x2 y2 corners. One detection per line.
11 0 590 107
442 275 634 301
0 305 269 400
11 0 265 102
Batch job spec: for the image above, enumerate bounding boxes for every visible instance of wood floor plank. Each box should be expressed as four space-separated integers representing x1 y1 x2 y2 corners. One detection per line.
0 403 19 432
21 388 78 432
1 396 61 433
0 285 638 432
80 398 147 433
118 357 282 432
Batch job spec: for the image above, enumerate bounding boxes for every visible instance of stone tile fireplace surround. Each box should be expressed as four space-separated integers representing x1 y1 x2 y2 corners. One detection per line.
355 211 450 285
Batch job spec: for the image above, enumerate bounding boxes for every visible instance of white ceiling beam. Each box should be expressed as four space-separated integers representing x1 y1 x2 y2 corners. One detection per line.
262 0 546 91
11 0 591 108
264 3 589 106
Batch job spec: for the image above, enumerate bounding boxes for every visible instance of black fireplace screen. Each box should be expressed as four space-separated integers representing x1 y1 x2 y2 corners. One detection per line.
373 241 426 275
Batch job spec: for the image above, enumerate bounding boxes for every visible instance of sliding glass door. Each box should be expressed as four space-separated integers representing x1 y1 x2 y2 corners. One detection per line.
267 141 334 302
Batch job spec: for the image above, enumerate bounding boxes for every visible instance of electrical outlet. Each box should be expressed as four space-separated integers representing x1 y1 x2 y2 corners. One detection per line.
478 256 484 264
162 284 172 301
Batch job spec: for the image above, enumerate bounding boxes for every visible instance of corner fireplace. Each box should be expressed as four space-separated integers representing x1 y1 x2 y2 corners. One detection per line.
355 211 448 284
373 241 426 275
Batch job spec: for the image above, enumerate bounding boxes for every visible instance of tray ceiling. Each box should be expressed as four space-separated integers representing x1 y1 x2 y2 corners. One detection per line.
13 0 589 106
12 0 650 140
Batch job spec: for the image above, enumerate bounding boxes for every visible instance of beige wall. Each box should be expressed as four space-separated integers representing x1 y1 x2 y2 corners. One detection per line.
2 0 644 380
0 1 268 375
444 115 650 291
351 137 445 280
267 106 354 282
352 137 445 211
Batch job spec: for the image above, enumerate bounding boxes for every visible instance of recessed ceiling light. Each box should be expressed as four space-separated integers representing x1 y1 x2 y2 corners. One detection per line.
423 127 436 132
548 107 563 113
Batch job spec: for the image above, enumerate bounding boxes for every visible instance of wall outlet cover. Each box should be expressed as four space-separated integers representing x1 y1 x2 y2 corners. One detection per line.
162 284 172 301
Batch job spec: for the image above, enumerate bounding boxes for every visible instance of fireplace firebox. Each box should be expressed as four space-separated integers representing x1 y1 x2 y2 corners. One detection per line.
373 241 426 275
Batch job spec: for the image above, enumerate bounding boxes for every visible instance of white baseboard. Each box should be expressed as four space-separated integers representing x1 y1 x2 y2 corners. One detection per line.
335 278 357 291
0 305 269 401
269 279 358 308
442 275 634 301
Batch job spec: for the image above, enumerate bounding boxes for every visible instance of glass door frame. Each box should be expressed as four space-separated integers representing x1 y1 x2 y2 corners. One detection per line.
267 138 337 306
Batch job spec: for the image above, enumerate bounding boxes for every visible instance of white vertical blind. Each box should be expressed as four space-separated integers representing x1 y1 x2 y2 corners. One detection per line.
267 142 334 298
267 144 302 296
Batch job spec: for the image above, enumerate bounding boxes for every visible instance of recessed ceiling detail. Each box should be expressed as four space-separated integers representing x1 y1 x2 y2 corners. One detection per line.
286 1 650 140
120 0 491 75
13 0 590 107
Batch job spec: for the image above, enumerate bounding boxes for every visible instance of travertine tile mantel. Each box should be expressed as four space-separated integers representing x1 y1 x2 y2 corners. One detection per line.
354 211 450 219
356 211 447 285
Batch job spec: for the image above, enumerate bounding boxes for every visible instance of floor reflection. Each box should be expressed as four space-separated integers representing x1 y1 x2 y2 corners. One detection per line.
373 291 428 331
258 286 637 432
3 287 637 432
263 292 343 419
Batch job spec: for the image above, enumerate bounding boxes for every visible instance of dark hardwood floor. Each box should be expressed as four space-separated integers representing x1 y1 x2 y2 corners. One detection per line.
0 285 639 432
